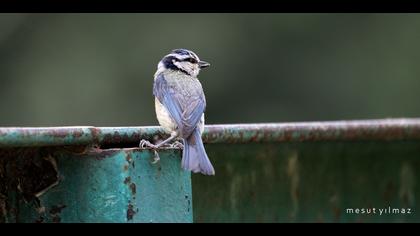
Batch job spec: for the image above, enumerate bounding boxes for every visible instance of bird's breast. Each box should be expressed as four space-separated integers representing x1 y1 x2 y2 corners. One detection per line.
155 97 205 135
155 98 177 133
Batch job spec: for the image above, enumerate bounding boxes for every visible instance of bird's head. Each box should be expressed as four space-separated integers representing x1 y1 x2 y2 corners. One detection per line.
157 49 210 77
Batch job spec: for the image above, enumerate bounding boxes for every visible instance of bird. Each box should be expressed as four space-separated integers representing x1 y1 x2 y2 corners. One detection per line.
139 49 215 175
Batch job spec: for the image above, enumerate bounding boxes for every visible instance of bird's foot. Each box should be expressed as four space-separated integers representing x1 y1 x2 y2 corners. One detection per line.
169 140 184 149
159 139 184 149
139 140 161 164
139 139 157 149
151 150 160 164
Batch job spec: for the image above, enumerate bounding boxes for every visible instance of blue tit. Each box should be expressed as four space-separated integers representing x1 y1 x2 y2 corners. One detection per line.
140 49 215 175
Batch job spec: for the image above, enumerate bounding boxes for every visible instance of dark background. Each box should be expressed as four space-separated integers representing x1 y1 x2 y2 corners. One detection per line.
1 13 419 127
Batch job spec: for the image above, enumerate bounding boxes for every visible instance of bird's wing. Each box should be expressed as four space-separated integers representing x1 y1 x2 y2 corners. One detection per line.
153 73 206 138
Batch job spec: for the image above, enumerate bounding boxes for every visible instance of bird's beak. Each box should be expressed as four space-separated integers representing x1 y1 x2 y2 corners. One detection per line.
198 61 210 68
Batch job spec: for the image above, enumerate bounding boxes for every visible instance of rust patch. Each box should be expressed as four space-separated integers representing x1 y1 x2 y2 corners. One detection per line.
249 131 258 143
130 133 141 144
129 183 136 195
89 127 102 146
126 153 132 162
49 130 68 139
113 131 122 143
101 132 128 146
126 152 134 169
127 203 136 221
71 130 83 138
124 177 131 185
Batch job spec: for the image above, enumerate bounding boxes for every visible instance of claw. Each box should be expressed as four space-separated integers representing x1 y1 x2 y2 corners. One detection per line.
151 150 160 164
140 139 160 164
170 140 184 149
158 140 184 149
139 139 156 149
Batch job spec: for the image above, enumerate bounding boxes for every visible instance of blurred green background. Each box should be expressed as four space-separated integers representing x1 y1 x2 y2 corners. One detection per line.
1 13 420 126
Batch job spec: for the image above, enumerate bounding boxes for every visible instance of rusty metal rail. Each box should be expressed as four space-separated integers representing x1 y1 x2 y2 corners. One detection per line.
2 118 420 223
1 118 420 148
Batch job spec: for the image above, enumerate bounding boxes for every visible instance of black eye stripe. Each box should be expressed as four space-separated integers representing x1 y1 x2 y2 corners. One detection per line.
161 55 193 76
182 58 197 63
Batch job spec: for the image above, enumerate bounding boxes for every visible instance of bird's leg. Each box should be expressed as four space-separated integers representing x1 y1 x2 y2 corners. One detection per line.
141 131 179 164
154 131 179 149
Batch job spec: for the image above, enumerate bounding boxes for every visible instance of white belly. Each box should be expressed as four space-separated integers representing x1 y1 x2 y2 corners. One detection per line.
155 98 176 133
155 97 205 135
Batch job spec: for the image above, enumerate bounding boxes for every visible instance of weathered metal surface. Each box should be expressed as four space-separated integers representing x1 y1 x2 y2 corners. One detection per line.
2 119 420 148
203 119 420 143
0 147 192 223
0 127 164 148
2 118 420 223
193 141 420 223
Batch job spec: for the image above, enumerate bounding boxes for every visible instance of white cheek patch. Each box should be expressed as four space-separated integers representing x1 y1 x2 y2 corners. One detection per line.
191 65 200 77
173 61 200 77
173 60 188 71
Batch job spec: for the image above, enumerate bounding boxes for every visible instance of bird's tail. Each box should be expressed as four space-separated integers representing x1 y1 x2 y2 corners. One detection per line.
181 128 215 175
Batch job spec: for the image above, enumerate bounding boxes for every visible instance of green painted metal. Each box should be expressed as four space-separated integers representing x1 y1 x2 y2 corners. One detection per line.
2 118 420 223
0 147 191 223
193 141 420 222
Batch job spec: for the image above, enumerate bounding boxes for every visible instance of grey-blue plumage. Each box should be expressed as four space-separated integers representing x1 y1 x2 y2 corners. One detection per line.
153 70 215 175
182 128 214 175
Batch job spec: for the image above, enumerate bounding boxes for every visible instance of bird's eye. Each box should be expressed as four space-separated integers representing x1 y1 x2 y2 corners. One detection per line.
186 58 196 63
